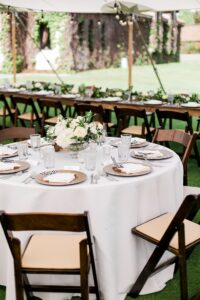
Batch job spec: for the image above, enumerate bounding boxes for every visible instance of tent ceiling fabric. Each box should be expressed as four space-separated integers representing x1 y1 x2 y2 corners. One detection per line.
0 0 200 13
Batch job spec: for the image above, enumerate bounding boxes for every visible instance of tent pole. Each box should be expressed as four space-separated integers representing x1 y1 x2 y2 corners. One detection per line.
11 12 16 84
128 16 133 90
133 15 166 94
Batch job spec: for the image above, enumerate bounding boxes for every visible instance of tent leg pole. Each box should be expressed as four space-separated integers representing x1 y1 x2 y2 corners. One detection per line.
12 12 16 84
128 16 133 90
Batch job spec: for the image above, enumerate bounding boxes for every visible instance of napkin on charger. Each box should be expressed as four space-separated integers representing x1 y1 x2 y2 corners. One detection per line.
118 163 150 174
131 137 146 144
43 173 75 183
134 150 164 159
0 161 20 171
0 147 17 156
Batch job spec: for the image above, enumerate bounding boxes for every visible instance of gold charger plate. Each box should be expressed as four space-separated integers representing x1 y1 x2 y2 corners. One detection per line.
0 161 30 174
103 162 152 177
110 139 148 148
131 149 173 160
35 170 87 186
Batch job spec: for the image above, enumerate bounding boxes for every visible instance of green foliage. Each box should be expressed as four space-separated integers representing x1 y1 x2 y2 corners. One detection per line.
194 11 200 24
88 19 94 52
33 12 66 48
178 10 195 25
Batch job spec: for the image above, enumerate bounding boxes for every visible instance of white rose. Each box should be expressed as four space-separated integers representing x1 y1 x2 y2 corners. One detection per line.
54 120 66 136
47 126 55 136
115 91 122 97
56 128 73 148
70 119 79 129
35 82 42 88
73 126 87 138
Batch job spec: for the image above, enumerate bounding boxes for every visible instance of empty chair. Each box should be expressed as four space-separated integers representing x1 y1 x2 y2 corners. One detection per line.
0 127 35 143
37 98 65 135
128 194 200 300
11 95 41 128
114 106 155 141
0 94 15 128
152 129 198 185
156 109 200 167
0 211 100 300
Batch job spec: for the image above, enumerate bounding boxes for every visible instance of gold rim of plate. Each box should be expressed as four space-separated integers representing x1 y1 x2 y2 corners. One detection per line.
35 170 87 186
110 140 148 148
0 161 30 174
131 149 173 160
103 162 152 177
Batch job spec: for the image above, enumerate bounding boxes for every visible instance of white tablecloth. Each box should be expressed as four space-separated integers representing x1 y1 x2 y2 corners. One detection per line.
0 142 183 300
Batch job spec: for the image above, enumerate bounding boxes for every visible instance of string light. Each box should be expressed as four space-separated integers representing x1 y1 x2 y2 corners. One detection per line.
97 19 101 26
113 1 118 13
70 14 75 24
115 14 120 20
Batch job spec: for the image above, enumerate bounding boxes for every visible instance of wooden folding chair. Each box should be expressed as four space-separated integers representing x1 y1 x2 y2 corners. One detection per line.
0 94 15 128
128 194 200 300
0 127 35 143
11 95 42 128
156 109 200 167
37 98 65 136
0 211 100 300
114 106 155 141
152 129 198 185
75 103 115 133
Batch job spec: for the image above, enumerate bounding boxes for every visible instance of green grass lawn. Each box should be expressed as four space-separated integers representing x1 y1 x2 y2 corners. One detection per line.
1 61 200 94
0 62 199 299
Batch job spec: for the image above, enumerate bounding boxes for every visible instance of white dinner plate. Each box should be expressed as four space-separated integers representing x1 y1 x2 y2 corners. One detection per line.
145 99 163 105
181 102 200 108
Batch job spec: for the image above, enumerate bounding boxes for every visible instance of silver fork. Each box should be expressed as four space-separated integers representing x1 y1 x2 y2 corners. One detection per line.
111 156 123 168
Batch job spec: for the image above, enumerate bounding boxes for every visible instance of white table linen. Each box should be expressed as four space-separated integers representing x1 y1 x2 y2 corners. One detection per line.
0 141 183 300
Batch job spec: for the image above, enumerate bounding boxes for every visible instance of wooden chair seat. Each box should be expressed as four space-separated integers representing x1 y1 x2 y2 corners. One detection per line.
0 107 15 116
17 112 42 121
128 194 200 300
22 234 86 270
44 116 59 124
135 212 200 251
0 211 100 300
121 125 155 136
184 186 200 197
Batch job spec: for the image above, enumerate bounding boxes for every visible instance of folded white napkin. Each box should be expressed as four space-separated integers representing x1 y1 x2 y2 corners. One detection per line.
131 137 146 144
64 166 80 171
118 163 150 174
44 173 75 183
0 147 17 156
0 162 20 171
101 97 121 102
134 150 164 159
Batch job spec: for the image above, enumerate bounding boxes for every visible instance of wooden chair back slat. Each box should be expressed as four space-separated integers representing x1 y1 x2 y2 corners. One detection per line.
0 127 35 142
75 103 104 123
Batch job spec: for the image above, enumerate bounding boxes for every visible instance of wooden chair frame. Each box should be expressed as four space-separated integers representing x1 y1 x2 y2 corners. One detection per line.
0 127 35 142
74 103 105 123
37 99 65 136
156 109 200 167
128 194 200 300
0 94 15 128
114 106 155 141
11 96 41 128
152 129 198 185
0 211 100 300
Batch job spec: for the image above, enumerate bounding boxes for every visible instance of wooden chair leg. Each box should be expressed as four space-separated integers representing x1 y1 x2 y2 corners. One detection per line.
128 246 166 297
80 239 89 300
193 142 200 167
178 225 188 300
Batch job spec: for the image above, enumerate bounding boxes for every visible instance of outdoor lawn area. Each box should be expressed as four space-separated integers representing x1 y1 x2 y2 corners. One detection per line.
1 60 200 94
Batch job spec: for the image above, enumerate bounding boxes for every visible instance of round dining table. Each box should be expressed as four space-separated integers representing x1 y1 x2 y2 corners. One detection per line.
0 139 183 300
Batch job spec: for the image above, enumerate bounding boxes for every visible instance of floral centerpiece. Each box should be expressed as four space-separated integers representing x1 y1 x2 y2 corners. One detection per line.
46 112 103 151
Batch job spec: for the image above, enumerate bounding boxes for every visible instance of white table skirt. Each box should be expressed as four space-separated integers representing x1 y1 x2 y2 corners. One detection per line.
0 142 183 300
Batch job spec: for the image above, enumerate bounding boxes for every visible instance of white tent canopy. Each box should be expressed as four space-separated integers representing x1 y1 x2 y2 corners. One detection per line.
0 0 200 13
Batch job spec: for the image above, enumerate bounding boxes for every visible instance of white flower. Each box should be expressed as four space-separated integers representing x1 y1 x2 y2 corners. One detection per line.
73 126 87 138
54 119 66 136
47 126 55 136
56 128 73 148
115 91 122 97
35 82 42 88
70 118 80 129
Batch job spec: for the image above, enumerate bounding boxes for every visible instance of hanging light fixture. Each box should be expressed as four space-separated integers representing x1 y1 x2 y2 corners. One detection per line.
97 19 101 26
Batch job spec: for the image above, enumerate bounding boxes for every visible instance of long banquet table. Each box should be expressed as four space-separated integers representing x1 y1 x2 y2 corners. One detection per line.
0 140 183 300
1 89 200 117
